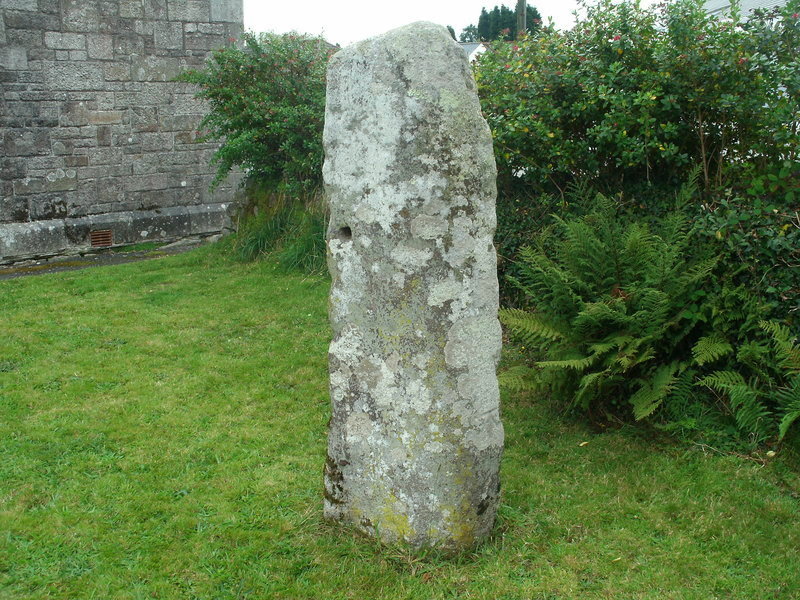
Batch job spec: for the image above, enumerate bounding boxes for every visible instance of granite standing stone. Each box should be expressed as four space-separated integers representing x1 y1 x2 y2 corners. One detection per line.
323 21 504 552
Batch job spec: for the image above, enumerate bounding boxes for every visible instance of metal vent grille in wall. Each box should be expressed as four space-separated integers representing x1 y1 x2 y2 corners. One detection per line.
89 230 114 248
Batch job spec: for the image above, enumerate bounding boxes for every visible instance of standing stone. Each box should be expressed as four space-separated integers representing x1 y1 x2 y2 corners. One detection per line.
323 22 503 552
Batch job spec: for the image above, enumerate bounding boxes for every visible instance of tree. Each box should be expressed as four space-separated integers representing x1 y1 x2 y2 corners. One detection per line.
177 32 334 195
487 5 502 39
463 4 542 41
447 25 456 39
477 7 490 40
460 24 479 42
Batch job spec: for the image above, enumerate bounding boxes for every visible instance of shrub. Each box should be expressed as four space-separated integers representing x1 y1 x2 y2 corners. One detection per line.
475 0 800 201
178 32 334 195
697 194 800 330
478 0 799 326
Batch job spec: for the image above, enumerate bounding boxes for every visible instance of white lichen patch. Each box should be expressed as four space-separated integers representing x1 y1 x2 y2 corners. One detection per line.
403 378 433 415
444 317 503 370
443 214 477 268
427 276 464 308
344 411 374 444
371 359 402 414
390 243 433 272
329 323 366 366
411 214 448 240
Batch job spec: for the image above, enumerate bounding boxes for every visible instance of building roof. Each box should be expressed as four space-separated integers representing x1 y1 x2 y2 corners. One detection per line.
705 0 786 16
458 42 488 62
459 42 484 55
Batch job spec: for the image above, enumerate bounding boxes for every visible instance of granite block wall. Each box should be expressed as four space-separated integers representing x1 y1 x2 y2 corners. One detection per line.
0 0 244 262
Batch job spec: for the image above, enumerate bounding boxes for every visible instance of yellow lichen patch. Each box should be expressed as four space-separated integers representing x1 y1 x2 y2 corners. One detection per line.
441 497 479 549
376 284 421 356
422 343 448 389
379 493 415 541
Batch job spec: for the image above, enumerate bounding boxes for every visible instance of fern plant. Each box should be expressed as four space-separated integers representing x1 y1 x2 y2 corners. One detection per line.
697 321 800 442
500 196 716 422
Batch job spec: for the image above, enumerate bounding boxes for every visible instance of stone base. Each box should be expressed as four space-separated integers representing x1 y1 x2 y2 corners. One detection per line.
0 203 235 264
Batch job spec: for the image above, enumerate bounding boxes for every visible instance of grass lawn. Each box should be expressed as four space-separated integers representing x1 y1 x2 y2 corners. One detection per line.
1 246 799 599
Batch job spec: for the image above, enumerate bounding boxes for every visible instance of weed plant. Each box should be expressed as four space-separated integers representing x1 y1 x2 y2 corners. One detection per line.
233 185 328 274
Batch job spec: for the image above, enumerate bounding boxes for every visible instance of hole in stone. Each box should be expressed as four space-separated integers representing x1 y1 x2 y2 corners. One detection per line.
337 226 352 241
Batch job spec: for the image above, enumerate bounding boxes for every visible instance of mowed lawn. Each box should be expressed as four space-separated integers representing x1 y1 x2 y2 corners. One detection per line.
1 246 799 600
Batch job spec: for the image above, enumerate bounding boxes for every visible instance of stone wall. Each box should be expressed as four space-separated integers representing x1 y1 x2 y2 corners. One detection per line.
0 0 243 262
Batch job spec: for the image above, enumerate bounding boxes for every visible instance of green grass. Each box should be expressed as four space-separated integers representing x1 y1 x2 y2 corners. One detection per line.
233 188 327 274
1 246 799 599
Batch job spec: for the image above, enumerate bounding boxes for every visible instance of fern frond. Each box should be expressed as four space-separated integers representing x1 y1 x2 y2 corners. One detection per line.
562 239 617 296
648 213 693 285
700 370 770 438
678 255 718 287
537 354 597 370
777 379 800 440
574 300 633 337
614 346 655 371
728 384 771 439
760 320 800 372
499 308 564 343
692 334 733 366
698 370 747 390
511 247 584 316
630 363 678 420
673 166 702 211
621 223 660 282
759 320 795 344
667 367 699 405
661 211 691 243
498 365 538 393
629 289 671 335
588 336 633 356
736 340 773 381
573 369 609 409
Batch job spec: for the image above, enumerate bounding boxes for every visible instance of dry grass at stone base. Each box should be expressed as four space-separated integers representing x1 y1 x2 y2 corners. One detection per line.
1 244 799 599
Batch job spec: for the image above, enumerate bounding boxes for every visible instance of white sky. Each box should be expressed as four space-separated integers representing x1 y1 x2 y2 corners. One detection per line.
243 1 586 47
